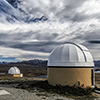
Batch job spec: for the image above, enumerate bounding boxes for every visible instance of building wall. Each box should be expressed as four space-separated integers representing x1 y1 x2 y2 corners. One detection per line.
48 68 94 87
13 74 23 77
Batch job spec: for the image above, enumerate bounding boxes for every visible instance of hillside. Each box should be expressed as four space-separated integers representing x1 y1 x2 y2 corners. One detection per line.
0 60 100 77
0 59 47 77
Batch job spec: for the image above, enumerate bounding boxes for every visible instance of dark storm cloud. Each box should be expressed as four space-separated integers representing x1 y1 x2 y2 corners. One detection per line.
0 40 70 53
83 30 100 40
0 29 61 53
0 29 71 53
55 0 87 22
63 0 86 8
71 13 89 22
88 40 100 44
0 30 59 42
57 7 99 22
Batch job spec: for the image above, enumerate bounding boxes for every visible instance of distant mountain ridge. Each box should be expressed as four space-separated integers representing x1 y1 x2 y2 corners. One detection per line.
94 61 100 67
0 60 99 67
9 59 47 66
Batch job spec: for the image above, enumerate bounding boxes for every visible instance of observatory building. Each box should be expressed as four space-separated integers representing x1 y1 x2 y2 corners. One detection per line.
8 67 23 77
47 43 94 87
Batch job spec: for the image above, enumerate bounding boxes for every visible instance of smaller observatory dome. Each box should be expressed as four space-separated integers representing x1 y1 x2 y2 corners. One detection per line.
8 67 20 75
48 42 94 67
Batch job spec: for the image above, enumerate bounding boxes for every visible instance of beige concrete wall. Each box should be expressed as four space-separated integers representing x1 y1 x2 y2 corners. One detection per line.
48 68 94 87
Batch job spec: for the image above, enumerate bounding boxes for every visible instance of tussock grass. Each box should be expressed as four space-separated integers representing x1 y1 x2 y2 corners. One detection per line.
17 80 97 99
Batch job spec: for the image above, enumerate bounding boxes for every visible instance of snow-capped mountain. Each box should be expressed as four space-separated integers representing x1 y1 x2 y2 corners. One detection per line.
0 0 47 23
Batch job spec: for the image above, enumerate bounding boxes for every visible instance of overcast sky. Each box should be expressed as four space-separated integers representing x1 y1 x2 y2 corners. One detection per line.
0 0 100 61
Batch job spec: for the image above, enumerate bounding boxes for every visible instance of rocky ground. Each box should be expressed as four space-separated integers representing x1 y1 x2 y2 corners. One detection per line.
0 80 74 100
0 77 99 100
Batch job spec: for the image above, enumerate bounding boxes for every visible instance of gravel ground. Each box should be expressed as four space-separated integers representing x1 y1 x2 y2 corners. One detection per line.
0 84 74 100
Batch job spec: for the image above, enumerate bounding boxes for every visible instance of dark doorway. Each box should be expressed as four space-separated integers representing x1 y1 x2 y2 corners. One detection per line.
91 68 94 86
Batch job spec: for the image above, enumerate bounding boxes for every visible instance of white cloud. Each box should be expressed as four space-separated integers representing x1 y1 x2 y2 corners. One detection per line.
0 46 49 61
0 0 100 61
77 0 100 15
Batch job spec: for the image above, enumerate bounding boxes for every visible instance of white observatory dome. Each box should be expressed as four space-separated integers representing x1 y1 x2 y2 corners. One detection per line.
8 67 20 75
48 43 94 67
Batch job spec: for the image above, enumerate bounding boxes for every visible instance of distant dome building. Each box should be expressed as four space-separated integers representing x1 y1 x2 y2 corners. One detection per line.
47 42 95 87
8 67 20 75
8 67 23 77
